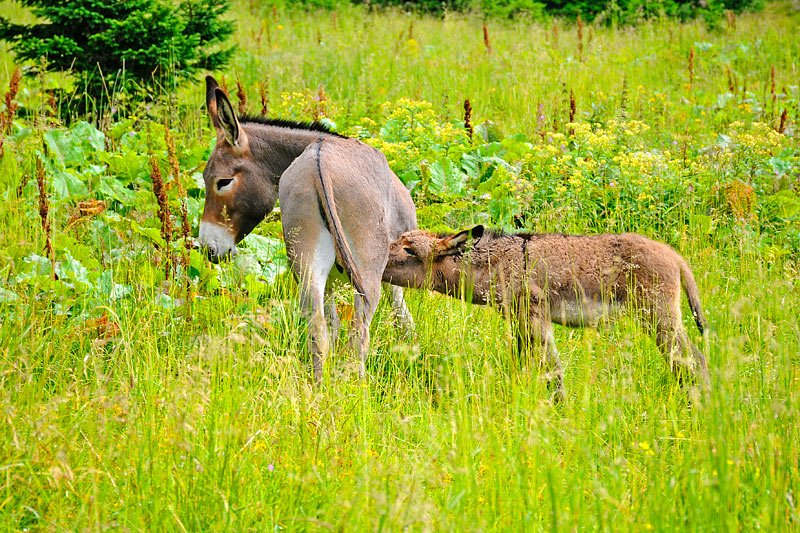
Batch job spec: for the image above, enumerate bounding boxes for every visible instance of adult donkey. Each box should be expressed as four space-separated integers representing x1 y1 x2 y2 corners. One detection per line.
199 76 417 382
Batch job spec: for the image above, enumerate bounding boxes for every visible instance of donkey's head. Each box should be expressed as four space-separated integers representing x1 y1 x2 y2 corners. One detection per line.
383 226 484 288
199 76 278 261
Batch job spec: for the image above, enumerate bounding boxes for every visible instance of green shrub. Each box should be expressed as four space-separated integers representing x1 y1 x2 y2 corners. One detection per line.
347 0 762 19
0 0 235 112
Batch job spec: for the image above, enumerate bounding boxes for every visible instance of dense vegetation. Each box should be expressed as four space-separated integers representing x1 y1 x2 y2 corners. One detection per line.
287 0 763 20
1 0 798 530
0 0 235 110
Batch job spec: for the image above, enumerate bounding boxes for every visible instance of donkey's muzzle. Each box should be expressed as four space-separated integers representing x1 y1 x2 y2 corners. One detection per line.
198 221 238 263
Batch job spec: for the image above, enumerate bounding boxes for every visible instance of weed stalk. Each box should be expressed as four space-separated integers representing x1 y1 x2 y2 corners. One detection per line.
464 99 473 141
237 76 247 115
0 67 21 160
149 156 174 278
36 155 56 280
259 80 269 116
777 108 788 134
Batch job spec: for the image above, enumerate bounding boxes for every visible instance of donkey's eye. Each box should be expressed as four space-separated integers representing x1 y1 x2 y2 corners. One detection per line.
216 178 234 191
403 247 417 257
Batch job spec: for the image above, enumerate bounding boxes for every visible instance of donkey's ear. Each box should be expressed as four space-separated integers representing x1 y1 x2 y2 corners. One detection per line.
205 76 221 128
436 226 482 257
214 87 240 147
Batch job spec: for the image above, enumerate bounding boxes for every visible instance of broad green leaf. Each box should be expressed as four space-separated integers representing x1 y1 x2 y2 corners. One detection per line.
0 287 19 303
429 159 466 198
50 167 88 200
57 251 91 289
45 129 84 167
72 121 106 152
236 234 288 283
96 270 132 300
98 176 137 204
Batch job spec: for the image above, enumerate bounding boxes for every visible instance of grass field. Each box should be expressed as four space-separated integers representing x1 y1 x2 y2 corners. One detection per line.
1 1 799 530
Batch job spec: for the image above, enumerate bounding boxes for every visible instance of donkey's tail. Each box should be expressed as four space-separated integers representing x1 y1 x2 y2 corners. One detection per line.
313 139 369 307
679 257 707 334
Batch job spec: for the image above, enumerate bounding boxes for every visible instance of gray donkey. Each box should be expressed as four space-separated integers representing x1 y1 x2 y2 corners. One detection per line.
198 76 417 382
383 225 709 400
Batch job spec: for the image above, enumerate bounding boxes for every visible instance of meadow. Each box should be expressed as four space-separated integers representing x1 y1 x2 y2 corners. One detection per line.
1 0 799 530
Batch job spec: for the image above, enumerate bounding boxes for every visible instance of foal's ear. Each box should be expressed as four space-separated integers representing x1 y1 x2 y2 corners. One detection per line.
436 225 483 257
205 76 221 128
213 87 241 148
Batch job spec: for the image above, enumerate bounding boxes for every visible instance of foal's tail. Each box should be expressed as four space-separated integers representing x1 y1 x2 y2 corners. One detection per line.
313 139 369 307
679 258 708 335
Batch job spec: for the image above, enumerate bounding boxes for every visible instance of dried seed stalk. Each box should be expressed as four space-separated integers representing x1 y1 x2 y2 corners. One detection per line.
0 67 22 159
149 156 174 277
236 77 247 115
770 65 776 114
569 89 576 135
726 10 736 31
483 23 492 54
620 75 629 120
777 108 788 134
726 65 736 94
463 99 473 140
577 15 584 62
315 85 327 120
688 48 695 90
536 103 546 139
259 80 269 116
36 156 56 279
164 123 191 276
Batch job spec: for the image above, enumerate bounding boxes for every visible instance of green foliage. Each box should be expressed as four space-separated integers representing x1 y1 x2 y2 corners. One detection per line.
0 0 235 109
310 0 764 19
541 0 762 21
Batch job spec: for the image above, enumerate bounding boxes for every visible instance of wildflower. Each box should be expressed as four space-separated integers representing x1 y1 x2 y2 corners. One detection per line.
267 464 275 472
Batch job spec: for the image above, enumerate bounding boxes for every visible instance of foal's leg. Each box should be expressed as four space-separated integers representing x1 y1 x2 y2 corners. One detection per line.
645 292 709 387
518 310 565 402
385 283 415 335
325 288 340 348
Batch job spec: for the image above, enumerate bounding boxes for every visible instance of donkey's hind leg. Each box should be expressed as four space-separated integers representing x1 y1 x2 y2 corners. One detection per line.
385 283 415 335
293 234 336 385
350 276 382 380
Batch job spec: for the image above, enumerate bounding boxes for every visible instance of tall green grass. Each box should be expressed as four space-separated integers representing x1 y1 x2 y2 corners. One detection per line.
1 1 799 530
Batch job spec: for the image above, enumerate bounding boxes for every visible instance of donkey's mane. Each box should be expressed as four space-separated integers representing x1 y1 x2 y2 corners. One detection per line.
435 228 569 240
238 115 348 138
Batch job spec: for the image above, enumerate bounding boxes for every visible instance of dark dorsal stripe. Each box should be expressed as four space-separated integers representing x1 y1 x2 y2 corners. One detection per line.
238 115 348 139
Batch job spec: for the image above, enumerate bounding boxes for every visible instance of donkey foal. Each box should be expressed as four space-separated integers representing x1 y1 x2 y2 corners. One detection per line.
383 226 709 401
